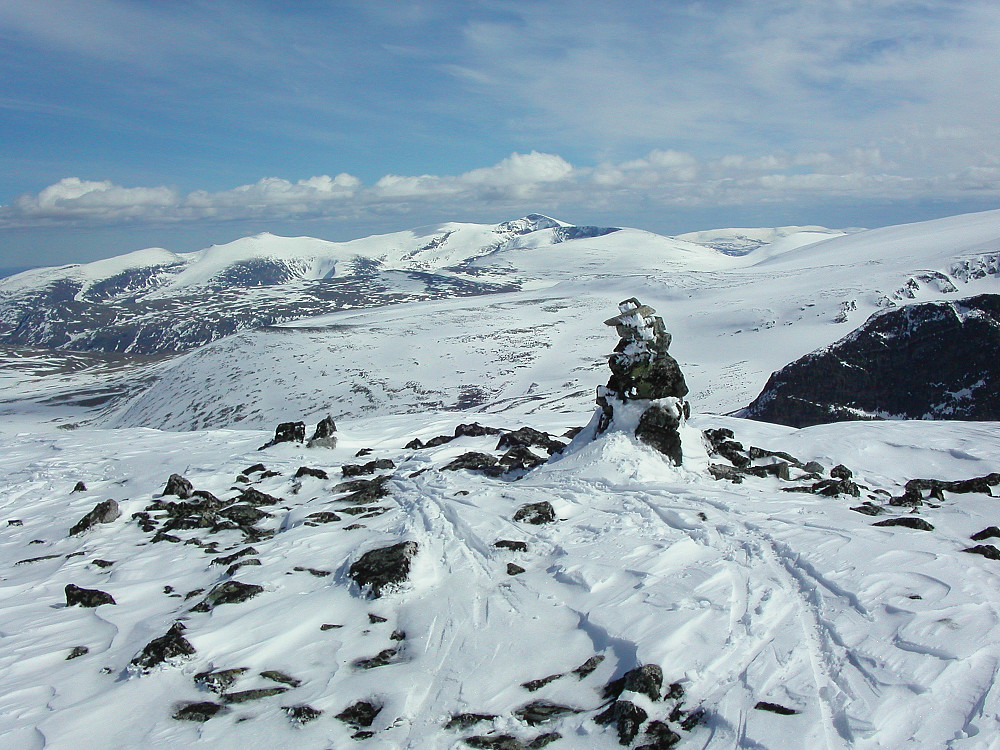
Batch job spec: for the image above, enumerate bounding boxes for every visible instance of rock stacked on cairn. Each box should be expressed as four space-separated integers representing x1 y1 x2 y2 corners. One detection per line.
597 298 690 465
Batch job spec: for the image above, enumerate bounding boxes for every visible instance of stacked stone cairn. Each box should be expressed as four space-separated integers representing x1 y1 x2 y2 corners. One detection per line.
597 298 690 465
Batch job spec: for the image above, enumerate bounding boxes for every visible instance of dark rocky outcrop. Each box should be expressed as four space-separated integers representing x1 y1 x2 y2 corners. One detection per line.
307 415 337 448
130 622 195 671
283 704 323 725
335 700 382 727
191 580 264 612
972 526 1000 541
572 655 605 678
635 402 684 466
349 541 419 598
66 646 89 660
342 459 396 477
964 544 1000 560
65 584 116 607
222 687 289 703
455 422 501 438
260 421 306 449
513 700 579 725
742 294 1000 427
172 701 228 721
294 466 328 480
69 499 121 535
638 720 681 749
163 474 194 499
513 502 556 525
596 700 648 745
443 452 501 475
507 563 526 576
497 427 566 456
445 713 496 730
194 667 247 693
522 674 561 691
335 474 392 503
72 481 87 492
872 517 935 531
754 701 800 715
494 540 528 552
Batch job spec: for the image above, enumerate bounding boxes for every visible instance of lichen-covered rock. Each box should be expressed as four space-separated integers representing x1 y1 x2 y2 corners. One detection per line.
443 452 501 475
596 700 648 745
445 713 496 730
221 687 289 703
194 667 247 693
260 421 306 449
307 415 337 448
65 584 115 607
191 580 264 612
623 664 664 701
172 701 228 721
335 474 392 503
513 502 556 525
349 541 419 598
496 427 566 456
335 700 382 727
283 704 323 725
130 622 195 671
163 474 193 499
635 401 684 465
513 700 579 726
69 499 121 535
342 459 396 477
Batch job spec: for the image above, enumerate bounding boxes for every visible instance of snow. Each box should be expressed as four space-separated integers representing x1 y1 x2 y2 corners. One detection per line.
2 209 1000 748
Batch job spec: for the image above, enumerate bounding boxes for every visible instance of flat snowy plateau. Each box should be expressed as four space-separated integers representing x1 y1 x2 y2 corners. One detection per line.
2 210 1000 749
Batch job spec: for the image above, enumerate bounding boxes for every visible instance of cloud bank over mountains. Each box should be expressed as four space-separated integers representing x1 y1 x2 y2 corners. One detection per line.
4 146 996 229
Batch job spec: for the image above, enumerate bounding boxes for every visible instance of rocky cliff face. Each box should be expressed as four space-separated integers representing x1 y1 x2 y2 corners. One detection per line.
741 294 1000 427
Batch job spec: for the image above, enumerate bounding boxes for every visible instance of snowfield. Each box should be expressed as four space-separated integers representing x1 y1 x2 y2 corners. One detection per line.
2 209 1000 749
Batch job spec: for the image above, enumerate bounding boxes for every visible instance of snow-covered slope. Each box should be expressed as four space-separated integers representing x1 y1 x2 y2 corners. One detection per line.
93 209 1000 431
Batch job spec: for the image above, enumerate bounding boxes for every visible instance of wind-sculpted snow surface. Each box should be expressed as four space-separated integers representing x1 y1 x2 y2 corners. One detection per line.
2 412 1000 749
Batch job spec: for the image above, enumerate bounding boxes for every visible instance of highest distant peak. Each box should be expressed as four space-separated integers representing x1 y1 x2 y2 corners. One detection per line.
494 214 569 235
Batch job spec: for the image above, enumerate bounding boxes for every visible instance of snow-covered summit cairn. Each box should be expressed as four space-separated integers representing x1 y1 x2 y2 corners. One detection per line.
597 298 690 464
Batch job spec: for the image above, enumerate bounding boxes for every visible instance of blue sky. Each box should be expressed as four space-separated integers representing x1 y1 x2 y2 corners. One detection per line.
1 0 998 265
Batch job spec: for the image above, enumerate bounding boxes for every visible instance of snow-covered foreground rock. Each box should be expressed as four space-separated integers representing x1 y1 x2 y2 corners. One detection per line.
3 410 1000 749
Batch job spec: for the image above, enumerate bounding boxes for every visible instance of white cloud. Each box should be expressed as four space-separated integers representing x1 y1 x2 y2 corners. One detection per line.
2 145 999 231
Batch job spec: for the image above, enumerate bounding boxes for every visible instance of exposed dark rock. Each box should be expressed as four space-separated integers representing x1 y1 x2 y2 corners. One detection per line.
222 687 289 703
664 682 684 701
335 474 392 503
635 401 683 465
964 545 1000 560
443 452 501 474
92 558 115 568
65 583 116 607
624 664 664 701
15 553 61 565
749 446 803 467
850 503 884 516
8 518 23 526
406 434 456 450
226 559 260 576
391 629 406 641
260 421 306 450
283 704 323 725
294 466 328 480
194 667 247 693
802 461 824 474
872 517 935 531
464 735 522 750
972 526 1000 541
355 448 373 457
742 295 1000 427
596 700 648 745
340 505 389 516
445 713 496 730
218 504 270 525
498 445 548 472
191 580 265 612
679 707 706 731
754 701 799 715
163 474 194 499
507 563 526 576
307 416 337 448
72 481 87 492
293 566 331 577
522 673 561 691
349 541 419 598
497 427 566 456
604 298 688 402
130 622 195 671
335 700 382 727
368 613 388 623
342 459 396 477
352 730 376 740
172 701 228 721
66 646 89 660
69 499 121 535
527 734 561 749
572 655 605 678
353 647 402 669
812 478 861 497
211 547 258 566
494 539 529 552
455 422 501 437
514 700 579 725
637 720 681 749
708 463 744 483
304 511 342 526
243 463 266 475
237 487 282 506
320 623 343 631
898 474 1000 505
830 464 853 479
513 502 556 525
